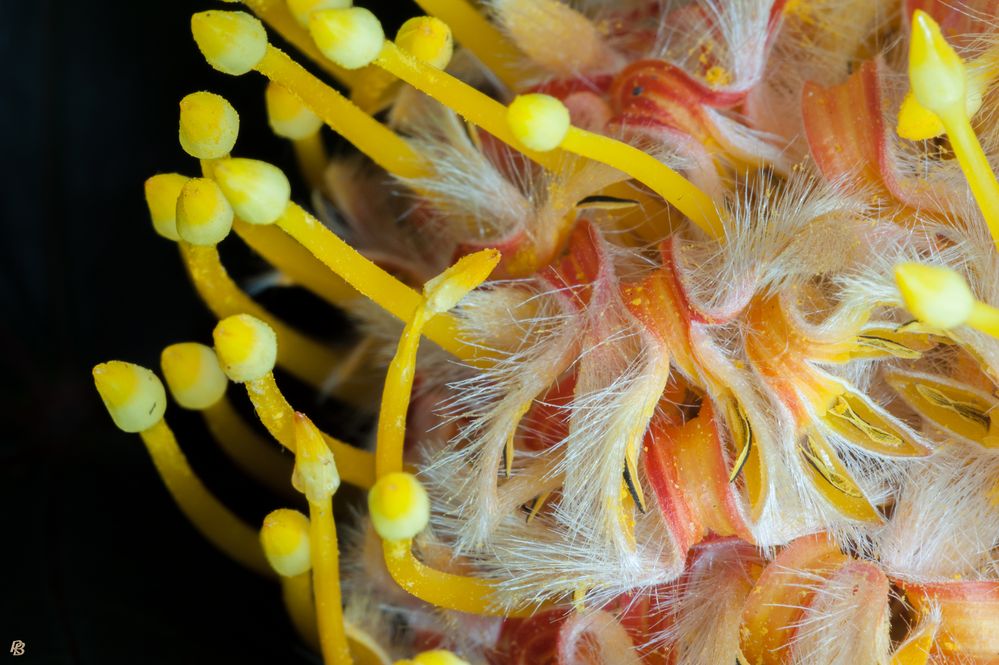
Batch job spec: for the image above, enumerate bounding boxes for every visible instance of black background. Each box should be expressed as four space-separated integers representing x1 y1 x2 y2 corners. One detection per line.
1 1 417 662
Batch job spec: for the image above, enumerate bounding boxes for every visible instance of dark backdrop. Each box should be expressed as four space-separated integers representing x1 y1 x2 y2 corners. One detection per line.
1 1 416 662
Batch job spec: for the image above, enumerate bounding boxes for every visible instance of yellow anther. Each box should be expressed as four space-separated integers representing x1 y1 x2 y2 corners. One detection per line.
424 248 500 314
176 177 234 246
412 651 471 665
506 94 724 239
260 508 312 577
907 10 999 248
178 91 240 160
191 11 268 76
908 11 966 118
287 0 351 28
292 412 341 503
212 158 290 225
894 263 974 329
368 472 430 541
265 82 323 139
310 7 385 70
92 361 167 433
144 173 189 241
213 313 278 383
160 342 228 410
506 93 570 152
395 17 453 70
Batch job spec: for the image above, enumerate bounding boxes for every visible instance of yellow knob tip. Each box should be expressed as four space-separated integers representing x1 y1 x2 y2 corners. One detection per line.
265 82 323 140
423 248 501 315
395 17 453 70
260 508 312 577
286 0 352 29
894 262 975 330
309 7 385 70
144 173 190 241
191 10 267 76
412 651 471 665
292 412 341 503
179 91 240 160
908 9 966 117
160 343 228 410
368 472 430 541
212 158 290 226
507 93 571 152
212 314 278 383
176 177 234 246
92 361 167 433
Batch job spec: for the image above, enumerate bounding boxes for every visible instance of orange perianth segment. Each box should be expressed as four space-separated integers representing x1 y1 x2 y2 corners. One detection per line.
904 581 999 662
798 428 883 524
611 60 715 141
802 60 891 199
623 266 698 379
739 533 849 665
886 370 998 448
539 221 607 311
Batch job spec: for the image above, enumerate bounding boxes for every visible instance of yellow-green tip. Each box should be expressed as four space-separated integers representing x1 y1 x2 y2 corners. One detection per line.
176 177 234 246
287 0 352 28
191 10 267 76
367 472 430 541
908 10 966 118
309 7 385 70
179 91 239 160
412 651 471 665
265 82 323 140
260 508 312 577
507 94 571 152
395 17 453 70
144 173 190 241
93 361 167 433
212 158 291 225
291 412 340 503
212 313 278 383
160 342 228 410
423 248 500 315
894 262 974 329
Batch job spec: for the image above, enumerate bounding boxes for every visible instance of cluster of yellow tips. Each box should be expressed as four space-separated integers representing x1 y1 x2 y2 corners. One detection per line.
894 11 999 332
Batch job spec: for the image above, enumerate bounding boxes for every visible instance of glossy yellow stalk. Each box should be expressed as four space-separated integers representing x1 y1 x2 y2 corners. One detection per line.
293 414 352 665
275 202 479 362
909 10 999 249
376 249 500 478
232 219 355 307
895 262 999 338
204 397 295 498
506 94 725 240
160 342 294 499
240 0 364 89
411 0 528 89
178 242 342 386
308 10 562 171
293 132 328 190
212 314 375 489
92 361 272 577
256 46 430 178
265 81 328 189
260 509 319 650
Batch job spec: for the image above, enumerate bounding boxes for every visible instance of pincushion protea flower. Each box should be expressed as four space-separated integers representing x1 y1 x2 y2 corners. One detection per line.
90 0 999 662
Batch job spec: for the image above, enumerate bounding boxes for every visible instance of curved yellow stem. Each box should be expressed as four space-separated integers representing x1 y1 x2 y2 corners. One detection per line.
139 419 273 577
292 131 329 191
202 395 295 499
281 572 320 650
244 372 375 489
375 308 428 478
256 46 431 178
310 499 353 664
178 242 342 388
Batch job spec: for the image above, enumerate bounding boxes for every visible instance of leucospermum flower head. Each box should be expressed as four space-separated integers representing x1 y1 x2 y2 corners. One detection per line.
93 0 999 662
